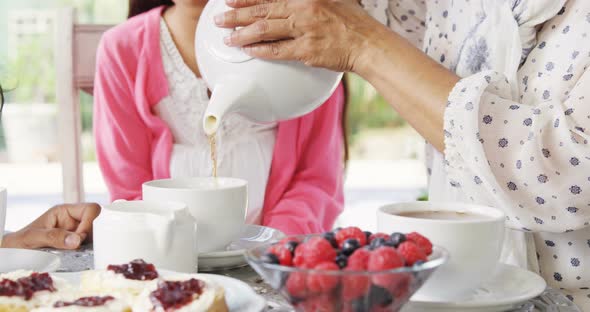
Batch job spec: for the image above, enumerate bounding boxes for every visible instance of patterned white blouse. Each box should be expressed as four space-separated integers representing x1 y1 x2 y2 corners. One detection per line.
364 0 590 307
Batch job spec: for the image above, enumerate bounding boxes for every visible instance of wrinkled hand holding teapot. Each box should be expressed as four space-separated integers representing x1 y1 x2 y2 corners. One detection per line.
195 0 343 135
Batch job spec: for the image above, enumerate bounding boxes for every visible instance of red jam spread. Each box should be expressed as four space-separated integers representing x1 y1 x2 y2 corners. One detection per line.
107 259 158 281
0 272 56 300
149 279 205 310
54 296 115 308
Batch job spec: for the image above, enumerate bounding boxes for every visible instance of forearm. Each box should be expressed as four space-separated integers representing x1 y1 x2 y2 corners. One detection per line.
0 232 13 247
355 26 460 152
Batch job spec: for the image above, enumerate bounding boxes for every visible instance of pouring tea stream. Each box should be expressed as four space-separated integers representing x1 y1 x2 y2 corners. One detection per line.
196 0 343 135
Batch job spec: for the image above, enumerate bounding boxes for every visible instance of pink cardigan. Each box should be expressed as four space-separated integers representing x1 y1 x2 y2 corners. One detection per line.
93 6 345 235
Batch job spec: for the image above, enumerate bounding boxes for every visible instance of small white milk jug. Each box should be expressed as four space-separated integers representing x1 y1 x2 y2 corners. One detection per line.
93 200 198 273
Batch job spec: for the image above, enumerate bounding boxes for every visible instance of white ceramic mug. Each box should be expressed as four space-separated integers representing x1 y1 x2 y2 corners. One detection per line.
93 200 198 273
377 201 505 301
143 177 248 253
0 188 6 244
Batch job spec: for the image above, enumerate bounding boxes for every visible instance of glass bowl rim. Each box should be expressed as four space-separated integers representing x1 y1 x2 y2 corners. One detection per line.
244 235 449 276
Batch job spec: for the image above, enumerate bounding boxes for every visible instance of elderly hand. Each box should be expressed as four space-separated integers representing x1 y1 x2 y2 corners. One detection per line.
1 203 101 250
215 0 385 72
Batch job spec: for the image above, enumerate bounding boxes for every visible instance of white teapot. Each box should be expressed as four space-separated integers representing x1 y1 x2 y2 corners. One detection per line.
93 200 198 273
195 0 343 135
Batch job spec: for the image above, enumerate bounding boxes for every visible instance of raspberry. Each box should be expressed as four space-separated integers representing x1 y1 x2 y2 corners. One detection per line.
268 244 293 266
307 262 340 293
293 244 306 268
294 237 336 268
406 232 433 255
341 269 370 301
390 273 412 300
369 232 390 243
368 247 405 288
304 294 338 312
368 247 404 271
335 227 367 248
397 241 427 266
347 248 370 270
286 272 307 298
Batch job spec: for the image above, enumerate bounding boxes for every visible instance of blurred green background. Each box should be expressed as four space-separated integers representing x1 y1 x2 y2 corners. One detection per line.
0 0 405 157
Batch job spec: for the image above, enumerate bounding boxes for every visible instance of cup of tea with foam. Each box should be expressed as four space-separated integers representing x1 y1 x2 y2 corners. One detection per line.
377 201 505 301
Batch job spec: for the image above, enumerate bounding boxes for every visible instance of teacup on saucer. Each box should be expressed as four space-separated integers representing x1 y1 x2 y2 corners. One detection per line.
378 201 505 301
143 177 248 253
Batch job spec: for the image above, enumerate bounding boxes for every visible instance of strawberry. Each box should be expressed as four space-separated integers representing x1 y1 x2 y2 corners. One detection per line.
335 227 367 248
307 262 340 293
406 232 433 255
397 241 427 266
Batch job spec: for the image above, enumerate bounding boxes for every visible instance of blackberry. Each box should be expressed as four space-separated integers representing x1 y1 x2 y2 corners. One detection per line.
284 241 299 255
261 253 280 265
323 232 339 249
369 285 394 307
335 254 348 269
363 231 372 242
390 232 407 247
342 238 361 256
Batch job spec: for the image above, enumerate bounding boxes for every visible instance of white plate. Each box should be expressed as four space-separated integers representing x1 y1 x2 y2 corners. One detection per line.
0 248 61 273
53 270 266 312
198 225 285 272
403 263 547 312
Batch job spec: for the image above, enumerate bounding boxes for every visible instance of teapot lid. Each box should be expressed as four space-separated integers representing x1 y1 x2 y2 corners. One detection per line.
198 0 253 63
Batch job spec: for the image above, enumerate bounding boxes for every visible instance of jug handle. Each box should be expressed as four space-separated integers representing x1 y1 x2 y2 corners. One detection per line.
147 213 175 256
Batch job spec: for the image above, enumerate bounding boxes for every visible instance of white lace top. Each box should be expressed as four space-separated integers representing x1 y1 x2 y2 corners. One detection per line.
154 19 278 225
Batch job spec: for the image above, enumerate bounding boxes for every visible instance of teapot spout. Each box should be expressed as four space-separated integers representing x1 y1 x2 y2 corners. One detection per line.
203 78 258 135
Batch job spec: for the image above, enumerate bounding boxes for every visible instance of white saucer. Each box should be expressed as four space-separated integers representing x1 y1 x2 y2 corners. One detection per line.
54 270 266 312
403 264 547 312
0 248 61 273
198 225 285 272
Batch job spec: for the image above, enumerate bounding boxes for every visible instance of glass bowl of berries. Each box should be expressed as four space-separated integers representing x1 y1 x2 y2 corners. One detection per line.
245 227 448 312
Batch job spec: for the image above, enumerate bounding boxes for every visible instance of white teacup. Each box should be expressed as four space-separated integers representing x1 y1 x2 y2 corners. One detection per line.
143 177 248 253
377 201 505 301
93 200 198 273
0 188 5 244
